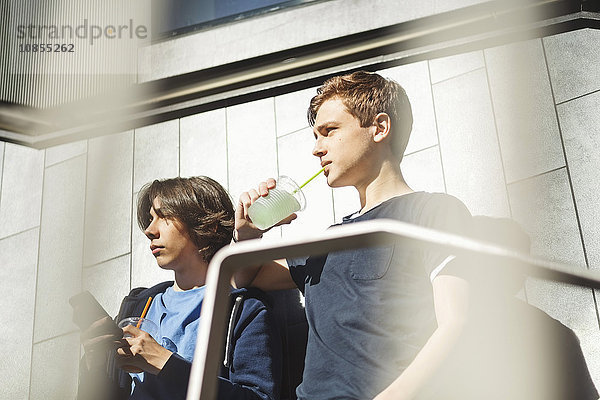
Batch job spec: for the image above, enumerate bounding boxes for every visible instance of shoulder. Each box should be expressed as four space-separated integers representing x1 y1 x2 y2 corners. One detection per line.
416 192 472 231
419 192 469 214
117 281 173 318
374 192 471 228
126 281 173 300
374 192 469 219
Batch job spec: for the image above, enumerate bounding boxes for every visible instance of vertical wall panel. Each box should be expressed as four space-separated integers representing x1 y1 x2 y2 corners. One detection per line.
507 168 585 264
402 146 446 193
558 90 600 271
0 228 39 400
30 332 80 400
84 131 133 266
508 167 600 387
508 169 595 326
380 62 439 155
485 39 564 183
0 143 44 239
34 154 86 342
133 120 179 192
428 50 485 84
544 29 600 104
83 254 131 318
44 140 88 168
433 69 510 217
332 186 361 224
275 87 316 137
226 98 278 199
180 109 228 186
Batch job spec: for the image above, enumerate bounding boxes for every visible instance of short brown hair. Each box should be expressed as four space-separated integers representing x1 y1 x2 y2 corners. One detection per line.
308 71 413 159
137 176 234 262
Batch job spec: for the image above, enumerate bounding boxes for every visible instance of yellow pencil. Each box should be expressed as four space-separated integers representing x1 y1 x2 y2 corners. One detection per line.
137 296 152 328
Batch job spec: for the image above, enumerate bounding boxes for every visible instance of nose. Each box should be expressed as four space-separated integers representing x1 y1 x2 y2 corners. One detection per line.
312 138 326 158
145 220 158 239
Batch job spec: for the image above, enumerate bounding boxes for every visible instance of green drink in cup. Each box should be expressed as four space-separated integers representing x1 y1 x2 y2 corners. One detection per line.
247 168 325 230
248 176 306 230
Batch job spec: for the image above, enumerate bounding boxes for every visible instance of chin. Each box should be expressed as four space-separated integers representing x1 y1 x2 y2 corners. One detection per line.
155 259 174 270
325 173 337 187
327 174 350 188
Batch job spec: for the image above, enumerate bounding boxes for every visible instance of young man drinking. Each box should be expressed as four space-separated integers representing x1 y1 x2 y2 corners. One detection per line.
233 71 473 399
77 176 281 400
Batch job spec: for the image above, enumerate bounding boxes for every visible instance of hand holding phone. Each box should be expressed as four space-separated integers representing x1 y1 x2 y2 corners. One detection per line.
69 291 114 332
70 291 123 370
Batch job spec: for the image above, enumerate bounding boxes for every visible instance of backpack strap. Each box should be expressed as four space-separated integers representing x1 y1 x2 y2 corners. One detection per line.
222 288 273 370
223 293 245 368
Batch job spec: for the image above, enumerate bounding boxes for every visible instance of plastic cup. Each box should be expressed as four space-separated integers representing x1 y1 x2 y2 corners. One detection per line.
118 317 159 339
117 317 159 373
248 176 306 230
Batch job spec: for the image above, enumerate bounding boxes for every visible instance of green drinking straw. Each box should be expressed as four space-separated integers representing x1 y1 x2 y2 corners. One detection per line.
293 166 326 194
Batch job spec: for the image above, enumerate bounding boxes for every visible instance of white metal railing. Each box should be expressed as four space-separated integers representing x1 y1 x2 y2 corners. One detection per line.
185 219 600 400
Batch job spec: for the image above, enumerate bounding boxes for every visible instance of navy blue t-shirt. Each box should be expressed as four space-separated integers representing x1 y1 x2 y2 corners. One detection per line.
287 192 471 400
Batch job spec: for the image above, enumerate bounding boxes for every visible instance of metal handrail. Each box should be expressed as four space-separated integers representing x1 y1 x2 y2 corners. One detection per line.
185 218 600 400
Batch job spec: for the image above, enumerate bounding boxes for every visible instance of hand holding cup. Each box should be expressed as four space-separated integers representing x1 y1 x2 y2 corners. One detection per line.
236 176 304 240
115 317 170 375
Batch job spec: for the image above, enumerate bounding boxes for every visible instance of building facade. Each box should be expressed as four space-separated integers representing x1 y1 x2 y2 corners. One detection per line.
1 0 599 398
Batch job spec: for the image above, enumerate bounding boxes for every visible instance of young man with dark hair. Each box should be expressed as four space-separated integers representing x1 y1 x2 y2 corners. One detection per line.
234 71 474 399
78 176 281 400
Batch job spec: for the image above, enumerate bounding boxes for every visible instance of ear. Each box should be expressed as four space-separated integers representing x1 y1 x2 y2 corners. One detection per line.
372 113 391 143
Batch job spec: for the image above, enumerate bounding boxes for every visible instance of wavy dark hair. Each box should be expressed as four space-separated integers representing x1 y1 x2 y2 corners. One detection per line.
308 70 413 160
137 176 234 262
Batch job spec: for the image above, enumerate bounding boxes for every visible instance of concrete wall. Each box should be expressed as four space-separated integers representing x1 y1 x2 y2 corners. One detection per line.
1 19 599 400
139 0 489 81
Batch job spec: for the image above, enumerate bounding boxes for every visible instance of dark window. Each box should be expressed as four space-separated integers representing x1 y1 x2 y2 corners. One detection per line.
152 0 323 40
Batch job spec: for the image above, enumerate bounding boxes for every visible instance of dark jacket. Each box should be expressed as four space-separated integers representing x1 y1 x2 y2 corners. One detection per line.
77 281 282 400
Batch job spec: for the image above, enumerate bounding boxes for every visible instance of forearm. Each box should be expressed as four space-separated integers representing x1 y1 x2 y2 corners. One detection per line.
374 323 464 400
376 274 470 400
232 264 262 289
252 260 296 291
230 228 271 289
233 260 296 291
155 353 192 400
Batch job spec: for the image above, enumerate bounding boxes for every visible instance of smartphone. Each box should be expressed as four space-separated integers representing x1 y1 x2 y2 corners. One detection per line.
69 291 115 332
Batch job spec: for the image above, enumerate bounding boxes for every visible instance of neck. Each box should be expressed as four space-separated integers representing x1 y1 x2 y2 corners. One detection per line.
172 259 209 291
355 157 413 213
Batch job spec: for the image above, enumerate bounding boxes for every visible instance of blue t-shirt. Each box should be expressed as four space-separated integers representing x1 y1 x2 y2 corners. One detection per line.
129 285 206 398
287 192 471 400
